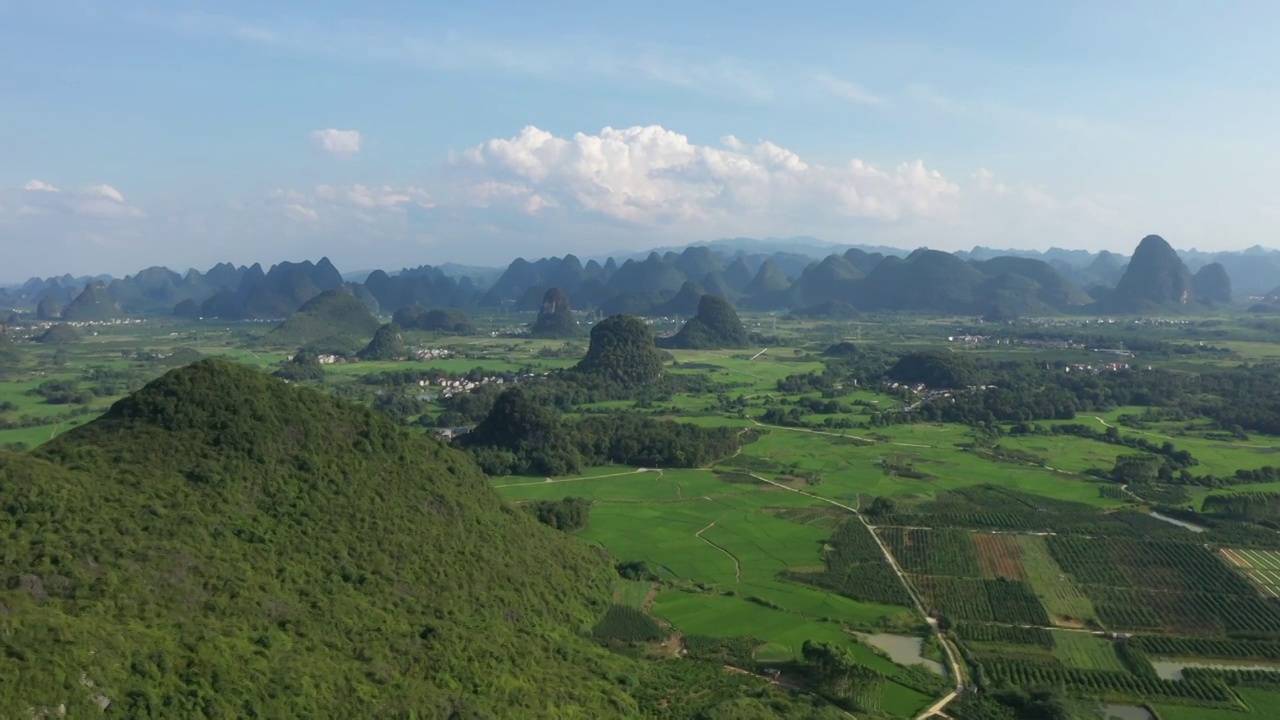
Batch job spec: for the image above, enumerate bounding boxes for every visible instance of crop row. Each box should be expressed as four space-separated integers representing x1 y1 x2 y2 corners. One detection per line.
782 520 914 607
912 576 1049 626
979 659 1234 703
591 605 665 642
886 486 1199 537
953 623 1055 648
1130 635 1280 660
1085 586 1280 635
879 528 981 577
1048 536 1257 595
1182 668 1280 688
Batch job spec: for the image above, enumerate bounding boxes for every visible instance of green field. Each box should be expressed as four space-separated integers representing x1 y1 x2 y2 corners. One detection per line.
1050 632 1126 671
1017 534 1099 627
653 592 932 717
1155 688 1280 720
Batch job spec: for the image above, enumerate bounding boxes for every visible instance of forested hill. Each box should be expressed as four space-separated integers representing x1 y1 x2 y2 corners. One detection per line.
0 360 642 718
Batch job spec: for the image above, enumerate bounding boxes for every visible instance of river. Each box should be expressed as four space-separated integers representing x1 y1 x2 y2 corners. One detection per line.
1148 511 1207 533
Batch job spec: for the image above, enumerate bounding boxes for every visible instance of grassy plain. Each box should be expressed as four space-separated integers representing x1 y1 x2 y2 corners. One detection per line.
1050 633 1126 671
498 462 932 716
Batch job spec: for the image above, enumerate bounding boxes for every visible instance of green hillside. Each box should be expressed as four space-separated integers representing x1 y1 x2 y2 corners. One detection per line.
264 288 381 350
530 288 582 338
0 360 637 718
61 281 122 322
356 322 407 360
661 295 749 349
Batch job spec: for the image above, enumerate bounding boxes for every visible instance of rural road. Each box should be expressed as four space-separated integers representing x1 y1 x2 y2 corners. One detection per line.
917 691 958 719
745 472 967 718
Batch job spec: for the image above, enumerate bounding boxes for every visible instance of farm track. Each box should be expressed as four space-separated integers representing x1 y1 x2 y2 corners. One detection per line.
491 467 658 488
751 418 934 448
743 472 966 719
694 519 742 583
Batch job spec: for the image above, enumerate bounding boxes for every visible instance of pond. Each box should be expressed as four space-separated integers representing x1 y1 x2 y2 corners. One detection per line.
1102 704 1153 720
1149 511 1207 533
854 633 945 676
1151 659 1280 680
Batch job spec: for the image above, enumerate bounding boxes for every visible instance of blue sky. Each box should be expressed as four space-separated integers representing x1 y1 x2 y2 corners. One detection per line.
2 0 1279 279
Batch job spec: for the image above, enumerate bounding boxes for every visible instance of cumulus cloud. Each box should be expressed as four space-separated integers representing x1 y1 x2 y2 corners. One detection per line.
452 125 957 234
0 126 1145 281
309 128 363 158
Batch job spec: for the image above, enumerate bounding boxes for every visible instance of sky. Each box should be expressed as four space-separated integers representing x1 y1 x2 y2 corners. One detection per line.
2 0 1279 280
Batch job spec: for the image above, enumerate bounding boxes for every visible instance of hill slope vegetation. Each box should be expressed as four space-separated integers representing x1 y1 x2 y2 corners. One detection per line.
660 295 750 349
529 288 581 338
265 288 382 350
0 360 643 718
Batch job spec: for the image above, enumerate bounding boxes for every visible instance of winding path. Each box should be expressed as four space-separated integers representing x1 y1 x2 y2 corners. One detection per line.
695 519 742 583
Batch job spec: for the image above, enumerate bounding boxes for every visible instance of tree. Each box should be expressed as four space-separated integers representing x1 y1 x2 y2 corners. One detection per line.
1112 453 1162 484
525 497 591 531
866 496 896 517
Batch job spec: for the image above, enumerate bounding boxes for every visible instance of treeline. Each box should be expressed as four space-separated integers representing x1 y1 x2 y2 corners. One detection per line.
800 640 885 713
797 346 1280 439
461 387 746 476
1202 492 1280 524
428 367 725 430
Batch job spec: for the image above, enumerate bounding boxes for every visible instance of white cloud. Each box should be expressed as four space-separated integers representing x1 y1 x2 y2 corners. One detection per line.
314 183 431 209
814 73 882 105
309 128 363 158
720 135 745 151
266 183 433 227
23 179 60 192
85 184 126 203
453 125 958 232
3 180 144 220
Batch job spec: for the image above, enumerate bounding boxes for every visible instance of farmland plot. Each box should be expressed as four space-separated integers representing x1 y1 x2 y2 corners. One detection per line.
974 533 1028 580
1222 548 1280 598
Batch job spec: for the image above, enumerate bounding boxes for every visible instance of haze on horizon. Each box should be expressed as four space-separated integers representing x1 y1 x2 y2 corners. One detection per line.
2 0 1278 280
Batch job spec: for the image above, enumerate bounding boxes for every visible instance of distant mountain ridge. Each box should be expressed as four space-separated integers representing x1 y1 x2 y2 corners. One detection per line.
3 236 1273 321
